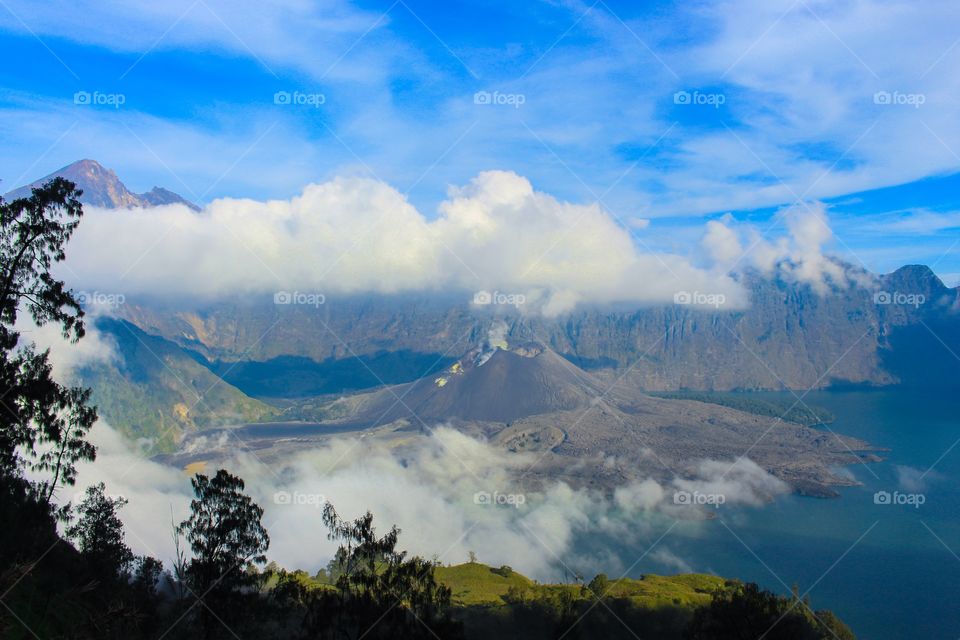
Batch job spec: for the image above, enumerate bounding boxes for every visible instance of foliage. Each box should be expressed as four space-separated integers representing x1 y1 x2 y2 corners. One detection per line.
0 177 97 512
685 582 856 640
66 482 135 580
271 503 463 639
177 468 270 638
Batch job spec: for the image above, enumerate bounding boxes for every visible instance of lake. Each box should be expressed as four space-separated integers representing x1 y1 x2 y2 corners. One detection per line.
578 388 960 640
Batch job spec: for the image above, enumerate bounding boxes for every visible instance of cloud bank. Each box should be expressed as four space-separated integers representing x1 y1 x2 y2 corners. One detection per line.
59 422 790 580
63 171 854 315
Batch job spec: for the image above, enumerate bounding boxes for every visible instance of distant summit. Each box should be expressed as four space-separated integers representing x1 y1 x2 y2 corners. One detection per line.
3 159 200 211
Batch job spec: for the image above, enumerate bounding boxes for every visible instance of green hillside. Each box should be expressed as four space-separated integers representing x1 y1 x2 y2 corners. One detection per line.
434 562 723 608
435 563 536 605
80 318 277 451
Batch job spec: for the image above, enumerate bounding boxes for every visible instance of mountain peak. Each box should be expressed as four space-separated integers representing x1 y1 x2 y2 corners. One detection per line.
380 343 605 423
3 159 199 211
883 264 949 296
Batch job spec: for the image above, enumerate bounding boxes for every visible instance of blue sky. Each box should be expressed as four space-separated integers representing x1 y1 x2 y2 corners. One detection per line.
0 0 958 285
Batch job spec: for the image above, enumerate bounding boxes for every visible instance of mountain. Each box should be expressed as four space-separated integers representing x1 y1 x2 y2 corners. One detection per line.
3 159 200 210
112 265 960 395
370 342 608 423
79 317 276 450
168 339 877 497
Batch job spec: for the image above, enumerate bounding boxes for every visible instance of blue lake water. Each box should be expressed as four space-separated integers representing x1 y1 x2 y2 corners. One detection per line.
588 388 959 640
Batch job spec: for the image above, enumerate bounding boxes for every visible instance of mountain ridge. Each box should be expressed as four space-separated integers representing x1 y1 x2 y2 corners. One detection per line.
108 264 960 394
3 159 200 211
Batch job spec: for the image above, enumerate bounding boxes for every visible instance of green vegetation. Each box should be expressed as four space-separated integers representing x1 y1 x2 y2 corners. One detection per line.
652 391 835 425
435 562 535 605
80 317 278 451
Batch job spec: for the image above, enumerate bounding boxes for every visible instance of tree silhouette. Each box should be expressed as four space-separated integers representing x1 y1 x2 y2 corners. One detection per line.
283 502 461 639
66 482 134 581
0 177 96 514
178 469 269 638
685 582 855 640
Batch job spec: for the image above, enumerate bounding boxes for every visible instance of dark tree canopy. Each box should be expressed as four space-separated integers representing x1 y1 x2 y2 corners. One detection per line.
179 469 270 586
685 582 856 640
279 503 460 640
0 177 96 510
66 482 135 580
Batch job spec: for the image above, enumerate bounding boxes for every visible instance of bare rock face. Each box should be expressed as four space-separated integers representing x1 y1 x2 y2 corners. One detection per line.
3 159 199 211
113 264 958 393
361 344 607 423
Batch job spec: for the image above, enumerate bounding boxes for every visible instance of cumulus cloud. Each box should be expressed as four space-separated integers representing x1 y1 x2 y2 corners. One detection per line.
59 422 194 560
64 171 749 315
702 219 744 267
701 201 871 292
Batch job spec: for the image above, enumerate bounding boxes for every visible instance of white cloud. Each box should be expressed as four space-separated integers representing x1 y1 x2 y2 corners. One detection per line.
894 465 940 493
865 209 960 235
671 457 790 508
0 0 397 82
63 170 750 315
16 308 118 381
700 200 873 292
702 219 744 267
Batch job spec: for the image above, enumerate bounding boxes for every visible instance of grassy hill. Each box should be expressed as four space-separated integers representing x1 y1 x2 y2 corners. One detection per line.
431 563 728 640
435 562 723 608
435 563 536 605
